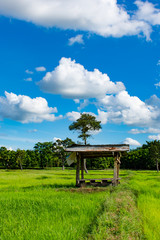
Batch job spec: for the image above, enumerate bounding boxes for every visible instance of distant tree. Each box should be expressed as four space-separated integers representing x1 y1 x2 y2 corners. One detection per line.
34 142 54 168
147 140 160 172
69 113 101 145
53 138 75 170
0 147 10 169
15 149 26 170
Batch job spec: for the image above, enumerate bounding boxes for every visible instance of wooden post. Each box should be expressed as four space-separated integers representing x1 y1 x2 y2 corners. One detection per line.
117 153 121 179
81 157 84 179
113 152 118 186
76 153 80 186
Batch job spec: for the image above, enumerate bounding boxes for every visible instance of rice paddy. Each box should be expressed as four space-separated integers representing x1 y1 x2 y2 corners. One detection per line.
0 169 160 239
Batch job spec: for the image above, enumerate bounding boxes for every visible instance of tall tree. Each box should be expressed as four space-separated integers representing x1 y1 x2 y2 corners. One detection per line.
69 113 101 145
69 113 101 173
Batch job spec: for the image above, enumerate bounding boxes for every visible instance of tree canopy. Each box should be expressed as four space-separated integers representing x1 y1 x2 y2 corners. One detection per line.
69 113 102 145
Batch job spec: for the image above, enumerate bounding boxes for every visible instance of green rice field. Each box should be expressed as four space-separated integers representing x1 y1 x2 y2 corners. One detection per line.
0 169 160 239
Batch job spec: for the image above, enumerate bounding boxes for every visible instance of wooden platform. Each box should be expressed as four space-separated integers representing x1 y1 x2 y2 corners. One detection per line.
79 178 121 187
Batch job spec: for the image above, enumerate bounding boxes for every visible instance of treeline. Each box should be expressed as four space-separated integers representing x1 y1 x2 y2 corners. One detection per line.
0 139 160 171
121 140 160 171
0 138 114 170
0 138 74 170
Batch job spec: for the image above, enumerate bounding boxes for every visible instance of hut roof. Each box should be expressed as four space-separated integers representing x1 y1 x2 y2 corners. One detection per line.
65 144 129 158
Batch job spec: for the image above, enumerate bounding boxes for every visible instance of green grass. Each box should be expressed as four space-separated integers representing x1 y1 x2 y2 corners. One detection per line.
0 169 160 239
128 171 160 240
0 169 110 240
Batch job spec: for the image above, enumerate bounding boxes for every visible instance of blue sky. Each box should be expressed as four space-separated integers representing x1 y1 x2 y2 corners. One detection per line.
0 0 160 150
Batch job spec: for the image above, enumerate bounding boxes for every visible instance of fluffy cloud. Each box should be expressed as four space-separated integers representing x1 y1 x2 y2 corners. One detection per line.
66 111 81 122
123 138 141 146
98 90 159 127
68 34 84 46
0 0 151 39
35 66 46 72
135 0 160 26
0 91 62 123
38 57 125 99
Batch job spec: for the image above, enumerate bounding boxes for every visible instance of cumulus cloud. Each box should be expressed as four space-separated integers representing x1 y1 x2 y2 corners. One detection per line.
66 111 81 122
38 57 125 99
35 66 46 72
123 137 141 146
0 91 62 123
68 34 84 46
98 90 159 127
0 0 152 39
135 0 160 26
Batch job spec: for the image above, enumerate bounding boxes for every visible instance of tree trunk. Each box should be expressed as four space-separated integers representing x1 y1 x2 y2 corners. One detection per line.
62 158 65 170
20 162 23 171
156 159 159 172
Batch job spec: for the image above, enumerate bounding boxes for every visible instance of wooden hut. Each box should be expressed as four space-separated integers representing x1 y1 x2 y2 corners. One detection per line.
65 144 129 187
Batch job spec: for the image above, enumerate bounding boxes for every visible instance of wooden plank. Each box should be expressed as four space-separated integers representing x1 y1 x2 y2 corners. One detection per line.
80 178 121 181
65 144 129 153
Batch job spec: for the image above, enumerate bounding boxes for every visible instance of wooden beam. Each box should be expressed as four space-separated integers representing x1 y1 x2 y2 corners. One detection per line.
76 153 80 186
113 152 119 186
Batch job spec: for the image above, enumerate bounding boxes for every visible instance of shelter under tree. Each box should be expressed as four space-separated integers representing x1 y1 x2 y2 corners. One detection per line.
65 144 129 187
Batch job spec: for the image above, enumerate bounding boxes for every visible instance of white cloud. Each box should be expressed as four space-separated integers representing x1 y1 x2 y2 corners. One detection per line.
28 129 38 133
135 0 160 26
74 99 80 104
0 0 151 39
129 128 160 134
0 91 62 123
25 69 33 74
66 111 81 122
68 34 84 46
35 66 46 72
148 134 160 140
155 82 160 88
38 57 125 99
123 137 141 146
96 109 108 124
24 77 32 82
98 90 158 127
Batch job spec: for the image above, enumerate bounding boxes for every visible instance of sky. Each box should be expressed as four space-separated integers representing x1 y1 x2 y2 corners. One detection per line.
0 0 160 150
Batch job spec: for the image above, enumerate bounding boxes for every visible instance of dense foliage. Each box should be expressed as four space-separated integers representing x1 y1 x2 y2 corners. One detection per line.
0 140 160 170
121 140 160 171
69 113 101 145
